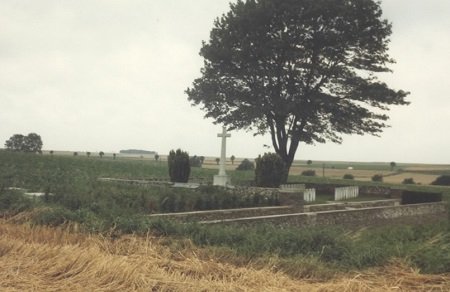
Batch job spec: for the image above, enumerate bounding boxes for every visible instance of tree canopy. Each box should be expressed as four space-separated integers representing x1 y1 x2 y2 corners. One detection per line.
5 133 43 153
186 0 409 174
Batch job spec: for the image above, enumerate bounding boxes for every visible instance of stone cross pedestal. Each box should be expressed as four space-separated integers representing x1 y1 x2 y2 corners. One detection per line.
213 126 231 187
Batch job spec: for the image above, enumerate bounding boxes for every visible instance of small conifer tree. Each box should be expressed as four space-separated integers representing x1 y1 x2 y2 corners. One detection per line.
168 149 191 183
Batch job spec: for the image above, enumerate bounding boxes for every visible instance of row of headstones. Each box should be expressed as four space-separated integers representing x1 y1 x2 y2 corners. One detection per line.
334 186 359 201
280 185 360 202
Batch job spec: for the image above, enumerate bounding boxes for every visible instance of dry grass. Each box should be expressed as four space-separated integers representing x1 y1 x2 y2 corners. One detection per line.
1 220 450 291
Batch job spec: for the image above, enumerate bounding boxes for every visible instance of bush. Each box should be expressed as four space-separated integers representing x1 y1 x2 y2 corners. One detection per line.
431 175 450 186
301 170 316 176
371 174 383 182
236 159 254 171
402 178 415 184
189 155 202 167
0 189 34 214
168 149 190 183
401 191 442 205
343 174 354 180
255 153 287 187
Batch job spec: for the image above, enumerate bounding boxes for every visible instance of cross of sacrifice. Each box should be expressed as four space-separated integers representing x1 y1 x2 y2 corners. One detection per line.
217 126 231 176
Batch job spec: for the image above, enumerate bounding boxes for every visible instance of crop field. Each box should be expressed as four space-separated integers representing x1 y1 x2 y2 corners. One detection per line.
2 220 450 292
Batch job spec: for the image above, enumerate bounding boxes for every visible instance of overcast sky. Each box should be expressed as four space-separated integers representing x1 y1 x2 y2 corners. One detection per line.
1 0 449 164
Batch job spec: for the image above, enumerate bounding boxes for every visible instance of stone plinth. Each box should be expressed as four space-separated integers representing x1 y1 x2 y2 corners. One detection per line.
213 174 231 187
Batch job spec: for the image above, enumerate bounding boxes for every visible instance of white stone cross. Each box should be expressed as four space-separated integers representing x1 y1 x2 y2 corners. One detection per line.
217 126 231 176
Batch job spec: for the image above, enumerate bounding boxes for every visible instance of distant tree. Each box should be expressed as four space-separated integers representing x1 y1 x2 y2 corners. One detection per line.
199 156 205 165
113 153 116 160
215 158 220 165
5 133 42 153
49 150 54 156
372 174 383 182
230 155 236 165
5 134 25 151
155 154 160 161
73 152 78 156
402 178 415 184
307 160 312 166
186 0 409 183
343 174 354 180
99 151 104 158
190 155 202 167
301 170 316 176
86 152 91 157
23 133 43 153
236 159 255 171
390 161 396 171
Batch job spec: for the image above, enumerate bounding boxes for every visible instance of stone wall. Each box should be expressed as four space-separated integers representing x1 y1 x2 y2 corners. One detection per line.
303 199 399 212
148 205 301 222
149 199 401 222
202 202 448 228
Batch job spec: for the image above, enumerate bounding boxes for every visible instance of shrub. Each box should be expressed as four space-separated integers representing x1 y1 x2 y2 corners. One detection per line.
168 149 190 183
236 159 254 171
301 170 316 176
431 175 450 186
255 153 287 187
343 174 354 180
402 178 415 184
401 191 442 205
0 190 34 214
189 155 202 167
371 174 383 182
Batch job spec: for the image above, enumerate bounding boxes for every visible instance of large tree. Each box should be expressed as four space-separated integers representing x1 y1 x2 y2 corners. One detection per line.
186 0 409 178
5 133 43 153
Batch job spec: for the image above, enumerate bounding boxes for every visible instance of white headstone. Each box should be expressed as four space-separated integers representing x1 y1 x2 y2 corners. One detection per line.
213 126 231 186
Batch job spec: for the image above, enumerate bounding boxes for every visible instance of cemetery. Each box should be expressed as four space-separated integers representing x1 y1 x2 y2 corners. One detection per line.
91 126 448 229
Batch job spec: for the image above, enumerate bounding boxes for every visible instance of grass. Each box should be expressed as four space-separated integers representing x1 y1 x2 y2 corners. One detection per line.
3 221 450 291
2 150 450 279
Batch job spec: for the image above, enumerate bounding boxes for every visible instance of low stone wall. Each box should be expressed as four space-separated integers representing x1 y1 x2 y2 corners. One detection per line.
202 202 448 228
150 199 400 222
298 199 399 212
148 205 300 222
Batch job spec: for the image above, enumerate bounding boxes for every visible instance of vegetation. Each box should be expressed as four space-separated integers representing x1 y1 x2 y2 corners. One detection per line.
302 170 316 177
1 151 450 283
372 174 383 182
3 223 449 291
432 175 450 186
230 155 235 165
402 178 415 184
390 161 397 171
168 149 191 183
255 153 287 187
186 0 409 179
236 159 254 171
343 174 354 180
189 155 203 167
4 133 43 153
